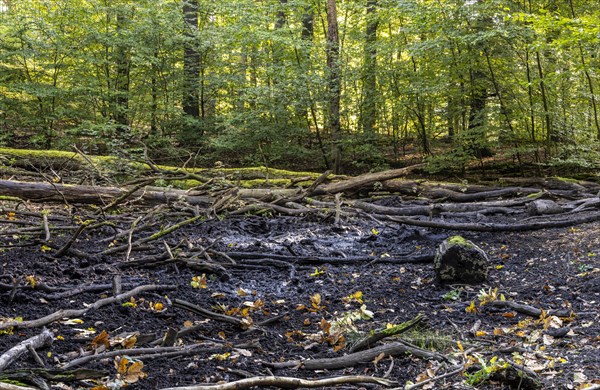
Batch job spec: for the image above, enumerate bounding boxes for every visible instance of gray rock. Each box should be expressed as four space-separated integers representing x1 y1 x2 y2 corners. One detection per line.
434 236 489 283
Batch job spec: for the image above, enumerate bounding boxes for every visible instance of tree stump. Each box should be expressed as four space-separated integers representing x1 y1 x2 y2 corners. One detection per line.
526 199 564 216
434 236 489 283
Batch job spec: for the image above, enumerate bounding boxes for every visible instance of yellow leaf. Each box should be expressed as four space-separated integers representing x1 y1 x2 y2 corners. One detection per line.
475 330 487 337
210 352 231 361
122 335 137 349
25 275 38 288
237 287 248 296
191 274 208 289
466 301 477 313
456 340 464 352
125 361 147 383
495 265 504 270
371 228 379 235
310 268 325 277
310 293 322 309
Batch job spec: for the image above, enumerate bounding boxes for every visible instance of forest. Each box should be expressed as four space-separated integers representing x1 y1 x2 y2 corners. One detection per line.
1 0 599 174
1 1 600 390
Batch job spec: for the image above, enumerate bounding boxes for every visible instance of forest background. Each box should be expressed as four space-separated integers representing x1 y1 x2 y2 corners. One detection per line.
0 0 599 176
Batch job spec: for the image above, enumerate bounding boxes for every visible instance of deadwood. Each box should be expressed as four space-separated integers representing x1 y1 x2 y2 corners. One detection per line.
159 375 398 390
0 328 53 371
381 211 600 232
265 339 446 371
0 285 175 331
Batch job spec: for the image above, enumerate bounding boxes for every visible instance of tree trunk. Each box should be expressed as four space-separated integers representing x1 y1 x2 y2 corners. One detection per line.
182 0 200 119
326 0 342 174
114 10 130 139
360 0 378 136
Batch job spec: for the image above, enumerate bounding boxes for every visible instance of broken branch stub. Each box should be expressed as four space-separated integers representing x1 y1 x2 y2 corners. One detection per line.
434 236 489 283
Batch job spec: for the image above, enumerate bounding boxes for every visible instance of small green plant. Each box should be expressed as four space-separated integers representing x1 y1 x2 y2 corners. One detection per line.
464 356 508 386
442 289 461 301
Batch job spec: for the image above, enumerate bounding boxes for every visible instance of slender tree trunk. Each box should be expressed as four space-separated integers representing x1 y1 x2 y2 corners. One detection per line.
114 11 130 135
361 0 378 136
535 51 552 142
326 0 342 174
567 0 600 140
182 0 200 119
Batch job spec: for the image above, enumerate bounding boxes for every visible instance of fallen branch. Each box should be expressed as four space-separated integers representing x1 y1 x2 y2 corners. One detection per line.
158 375 398 390
60 344 201 369
0 328 53 371
0 285 175 331
402 364 465 390
489 300 572 318
172 299 249 328
350 314 425 352
266 339 446 370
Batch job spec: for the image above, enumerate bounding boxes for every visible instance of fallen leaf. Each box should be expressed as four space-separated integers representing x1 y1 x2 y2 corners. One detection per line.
91 330 110 350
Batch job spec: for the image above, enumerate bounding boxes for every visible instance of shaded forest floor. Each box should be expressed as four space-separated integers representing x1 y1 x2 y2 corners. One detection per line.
1 196 599 389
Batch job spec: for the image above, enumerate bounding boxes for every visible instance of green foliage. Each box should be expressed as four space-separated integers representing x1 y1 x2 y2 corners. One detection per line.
0 0 599 172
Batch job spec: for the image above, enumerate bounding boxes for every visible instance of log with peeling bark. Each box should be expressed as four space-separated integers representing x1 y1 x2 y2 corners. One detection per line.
0 328 53 371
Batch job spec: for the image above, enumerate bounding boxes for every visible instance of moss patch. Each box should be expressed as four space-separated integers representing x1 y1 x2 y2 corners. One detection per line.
446 235 474 248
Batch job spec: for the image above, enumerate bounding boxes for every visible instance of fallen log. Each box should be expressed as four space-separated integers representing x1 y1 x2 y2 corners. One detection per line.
0 328 53 371
382 211 600 232
307 164 425 196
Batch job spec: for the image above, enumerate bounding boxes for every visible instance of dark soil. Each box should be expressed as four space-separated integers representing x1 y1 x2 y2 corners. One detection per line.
1 198 599 389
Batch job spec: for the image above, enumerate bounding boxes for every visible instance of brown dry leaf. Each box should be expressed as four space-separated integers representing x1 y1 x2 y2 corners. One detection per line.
237 287 248 296
124 361 147 384
303 318 311 326
183 320 193 328
91 330 110 350
116 356 129 375
502 312 517 318
319 318 331 334
121 335 137 349
372 352 386 365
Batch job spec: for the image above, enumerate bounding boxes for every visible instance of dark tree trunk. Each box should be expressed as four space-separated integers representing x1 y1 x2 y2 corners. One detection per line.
326 0 342 174
361 0 378 136
182 0 200 119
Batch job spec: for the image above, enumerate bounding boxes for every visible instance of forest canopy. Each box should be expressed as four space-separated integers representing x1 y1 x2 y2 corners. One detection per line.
0 0 599 174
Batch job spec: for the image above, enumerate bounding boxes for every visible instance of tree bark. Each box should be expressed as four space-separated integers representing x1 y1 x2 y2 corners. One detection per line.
182 0 200 118
326 0 342 174
361 0 378 136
